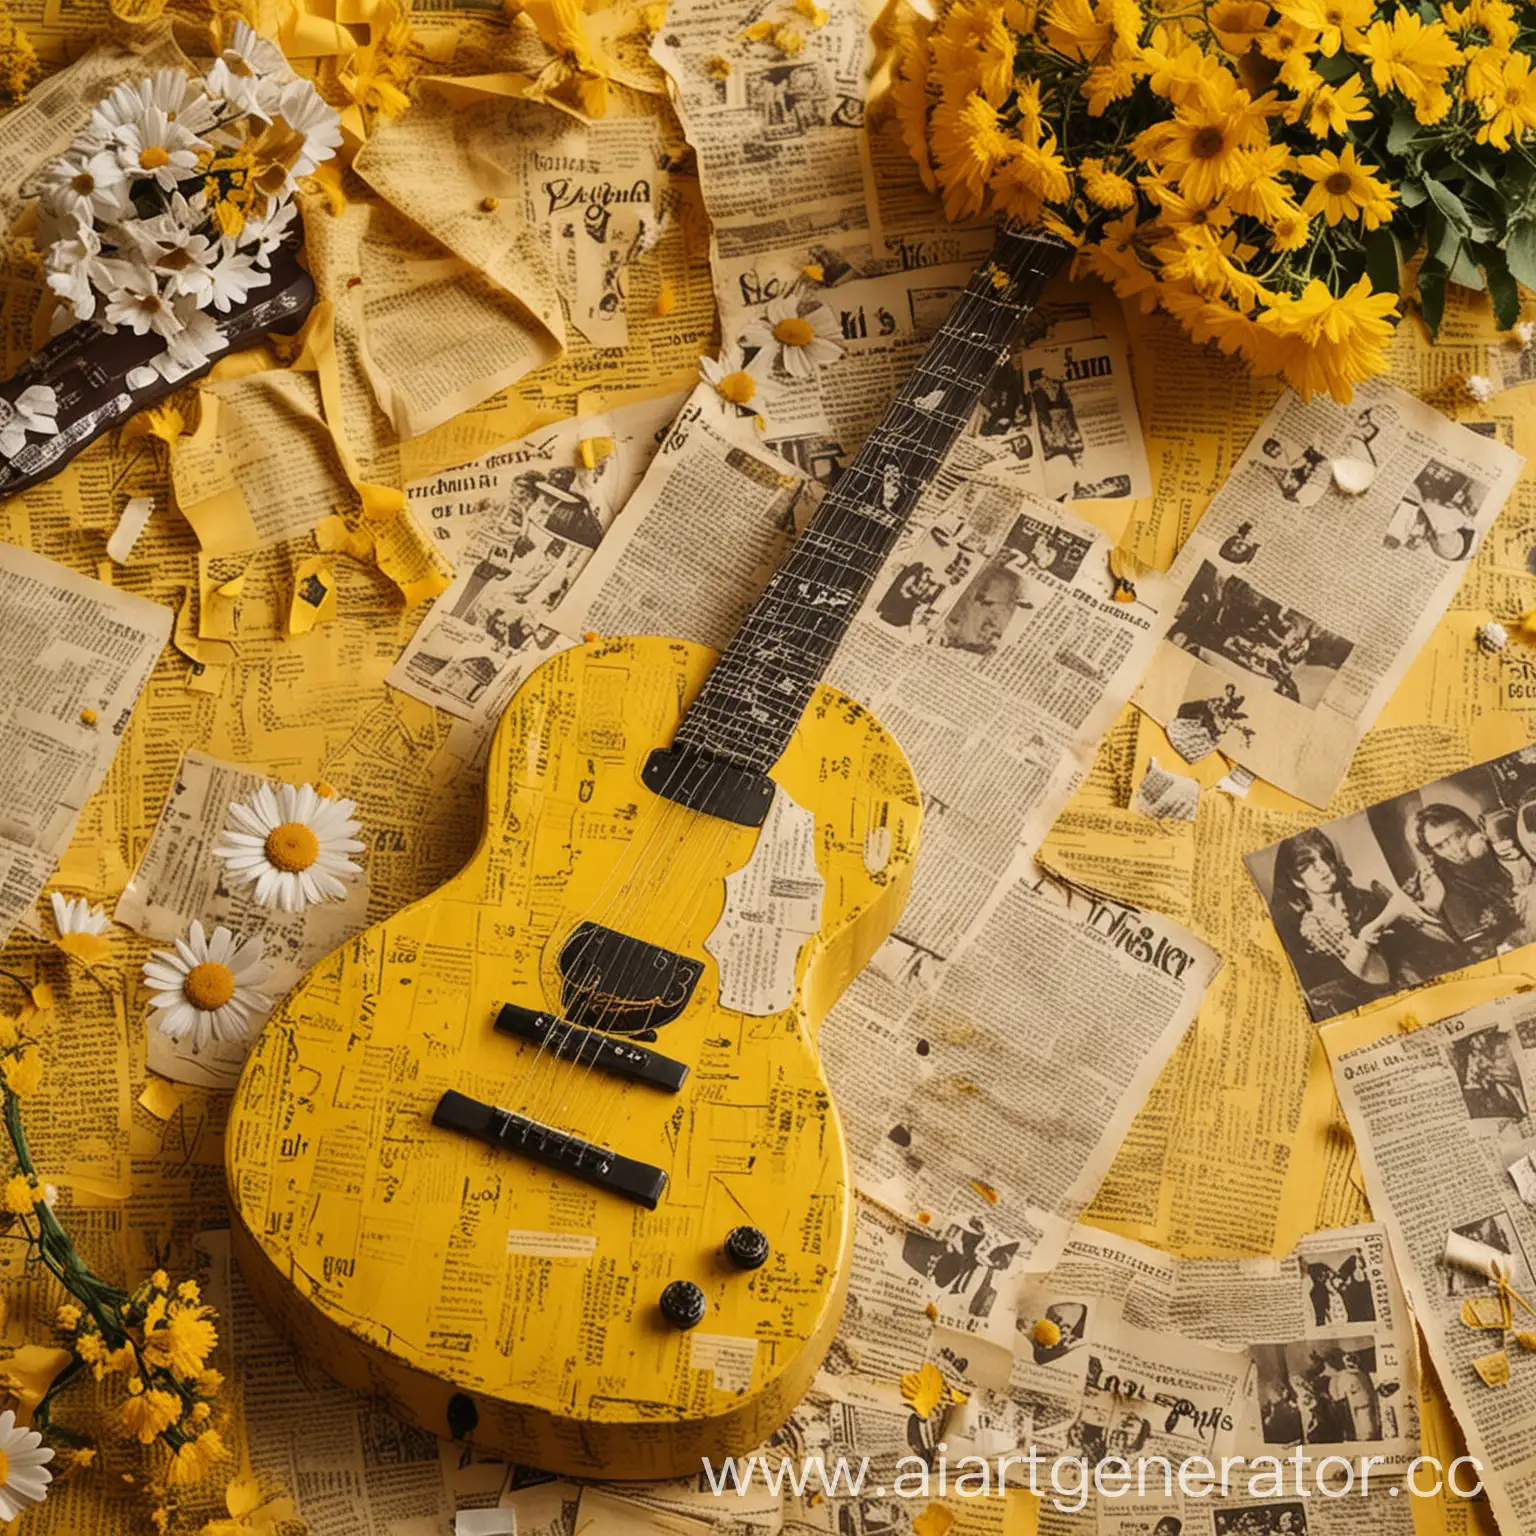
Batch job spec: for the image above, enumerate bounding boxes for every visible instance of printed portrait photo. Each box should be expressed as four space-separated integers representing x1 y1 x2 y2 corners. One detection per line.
1303 1247 1376 1328
1383 460 1491 563
1251 1338 1385 1446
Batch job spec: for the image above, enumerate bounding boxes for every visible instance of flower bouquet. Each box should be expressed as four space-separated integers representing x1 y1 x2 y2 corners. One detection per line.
883 0 1536 398
0 23 342 497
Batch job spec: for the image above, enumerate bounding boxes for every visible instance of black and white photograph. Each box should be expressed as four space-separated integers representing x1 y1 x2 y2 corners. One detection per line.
1251 432 1328 506
1303 1248 1375 1327
1247 745 1536 1020
897 1215 1021 1320
973 360 1036 465
744 62 831 138
1166 684 1256 764
938 554 1032 658
1449 1026 1530 1124
1027 1300 1088 1365
1383 460 1491 562
1251 1338 1385 1446
1027 359 1085 468
1168 562 1354 710
1214 1503 1308 1536
1004 508 1091 582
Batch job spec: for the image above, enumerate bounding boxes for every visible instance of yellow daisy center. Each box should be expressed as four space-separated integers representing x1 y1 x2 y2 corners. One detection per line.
1191 126 1226 159
1507 87 1525 103
718 370 757 404
228 54 255 77
139 145 170 170
0 1449 9 1485
265 821 320 872
1325 170 1353 194
772 316 816 347
71 171 95 194
183 962 236 1012
1325 4 1342 19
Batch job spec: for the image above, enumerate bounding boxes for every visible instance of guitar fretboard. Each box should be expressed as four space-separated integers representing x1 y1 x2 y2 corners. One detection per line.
670 224 1069 774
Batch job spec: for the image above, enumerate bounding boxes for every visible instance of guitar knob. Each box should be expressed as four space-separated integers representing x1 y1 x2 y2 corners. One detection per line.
659 1280 708 1330
724 1226 770 1271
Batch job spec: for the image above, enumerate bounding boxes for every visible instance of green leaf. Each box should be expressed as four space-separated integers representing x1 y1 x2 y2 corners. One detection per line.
1315 51 1356 82
1388 111 1419 156
1479 245 1521 330
1424 175 1497 240
1364 228 1401 296
1419 256 1447 338
1504 217 1536 293
1399 178 1427 208
1449 242 1486 290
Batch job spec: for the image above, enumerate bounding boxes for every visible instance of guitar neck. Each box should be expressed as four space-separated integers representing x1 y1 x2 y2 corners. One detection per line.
671 224 1070 775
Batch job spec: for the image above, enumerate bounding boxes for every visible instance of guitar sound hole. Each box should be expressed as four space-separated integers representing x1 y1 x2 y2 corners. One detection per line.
557 922 703 1036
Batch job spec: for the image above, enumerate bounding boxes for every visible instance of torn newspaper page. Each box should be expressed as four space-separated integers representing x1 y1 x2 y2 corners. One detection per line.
1133 378 1524 806
1246 744 1536 1022
0 542 169 949
390 388 717 726
1326 995 1536 1536
115 751 371 1088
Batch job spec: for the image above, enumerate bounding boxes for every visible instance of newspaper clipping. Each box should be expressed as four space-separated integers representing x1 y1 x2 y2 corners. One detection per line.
1133 378 1524 806
1328 994 1536 1535
0 542 170 948
1247 744 1536 1021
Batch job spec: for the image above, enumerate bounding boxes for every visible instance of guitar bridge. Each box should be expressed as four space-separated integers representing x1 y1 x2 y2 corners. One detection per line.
432 1089 668 1209
493 1004 688 1091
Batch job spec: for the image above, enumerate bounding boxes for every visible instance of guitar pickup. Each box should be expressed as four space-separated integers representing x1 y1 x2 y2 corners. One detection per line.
493 1004 689 1093
433 1089 668 1209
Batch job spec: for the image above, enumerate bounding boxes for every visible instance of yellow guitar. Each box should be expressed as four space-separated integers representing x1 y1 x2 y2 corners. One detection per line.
225 226 1068 1479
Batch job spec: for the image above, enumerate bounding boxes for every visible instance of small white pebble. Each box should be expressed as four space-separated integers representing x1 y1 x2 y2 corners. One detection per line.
1332 456 1376 495
1467 374 1497 402
1478 620 1509 653
1516 322 1535 348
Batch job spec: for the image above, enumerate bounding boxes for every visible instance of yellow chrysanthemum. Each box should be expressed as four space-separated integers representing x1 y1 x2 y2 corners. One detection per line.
1131 75 1277 204
1209 0 1270 52
1079 156 1136 208
1258 18 1318 70
1 1047 41 1097
2 1173 34 1214
930 0 1017 105
1226 142 1298 226
1268 207 1312 250
1255 276 1399 401
1042 0 1110 59
1294 72 1373 134
1442 0 1518 47
929 92 1012 218
992 131 1072 217
1297 142 1396 228
888 17 936 190
1083 51 1141 112
1080 211 1160 309
1465 43 1510 99
1141 25 1233 105
121 1383 182 1444
167 1429 227 1486
1475 50 1536 145
1273 0 1372 52
144 1303 218 1380
1354 11 1464 122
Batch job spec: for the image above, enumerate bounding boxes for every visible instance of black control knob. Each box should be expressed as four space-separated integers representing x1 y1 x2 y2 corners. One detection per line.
660 1280 708 1330
724 1226 771 1270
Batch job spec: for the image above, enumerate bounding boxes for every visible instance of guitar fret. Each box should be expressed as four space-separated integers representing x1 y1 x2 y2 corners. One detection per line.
673 225 1069 775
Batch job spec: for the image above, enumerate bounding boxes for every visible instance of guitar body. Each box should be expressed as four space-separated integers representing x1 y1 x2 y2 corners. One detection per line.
226 634 921 1479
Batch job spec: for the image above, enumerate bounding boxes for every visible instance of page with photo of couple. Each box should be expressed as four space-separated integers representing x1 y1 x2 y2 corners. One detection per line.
1247 745 1536 1021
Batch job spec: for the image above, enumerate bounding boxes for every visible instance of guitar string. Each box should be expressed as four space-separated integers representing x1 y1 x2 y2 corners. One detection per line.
520 233 1063 1163
494 230 1065 1168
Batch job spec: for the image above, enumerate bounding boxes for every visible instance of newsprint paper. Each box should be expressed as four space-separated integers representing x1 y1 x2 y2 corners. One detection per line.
0 541 170 947
1134 378 1524 807
1327 995 1536 1536
1247 744 1536 1022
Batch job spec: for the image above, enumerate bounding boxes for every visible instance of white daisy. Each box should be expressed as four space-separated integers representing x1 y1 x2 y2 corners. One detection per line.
119 210 216 301
0 386 59 459
152 300 229 382
739 297 844 381
38 150 129 224
91 70 218 142
112 108 208 191
205 21 289 113
43 224 109 324
0 1409 54 1522
699 343 777 411
235 199 298 262
212 783 364 912
104 276 182 340
267 78 343 179
205 246 272 312
50 892 112 965
142 921 272 1053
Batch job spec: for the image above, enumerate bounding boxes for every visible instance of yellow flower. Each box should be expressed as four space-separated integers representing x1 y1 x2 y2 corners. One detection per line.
1255 276 1399 401
990 132 1073 218
121 1384 182 1443
1042 0 1110 59
1295 72 1373 134
651 284 676 317
742 19 774 38
195 1368 225 1397
1274 0 1371 52
1081 211 1160 309
167 1428 227 1486
2 1047 41 1097
144 1302 218 1380
55 1304 81 1332
888 17 936 190
150 1270 170 1293
802 262 825 281
1465 44 1509 99
931 0 1016 105
930 92 1013 218
793 0 829 22
1354 11 1464 121
705 52 731 77
1442 0 1517 47
1083 53 1141 113
1141 25 1233 104
75 1332 104 1364
1131 74 1277 204
1080 156 1136 209
177 1281 201 1303
773 24 805 53
513 0 614 116
1297 142 1396 228
1269 207 1312 250
0 1016 15 1048
1209 0 1270 53
1475 50 1536 145
2 1172 34 1213
1226 141 1298 226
